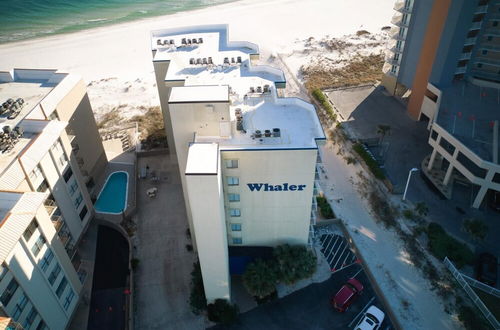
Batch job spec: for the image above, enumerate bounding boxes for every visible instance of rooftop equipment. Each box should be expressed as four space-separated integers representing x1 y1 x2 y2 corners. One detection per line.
272 128 281 137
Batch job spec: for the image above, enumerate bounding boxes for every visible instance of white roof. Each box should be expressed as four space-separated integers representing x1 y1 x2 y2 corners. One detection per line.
153 25 325 150
169 85 229 103
0 192 46 264
185 143 219 175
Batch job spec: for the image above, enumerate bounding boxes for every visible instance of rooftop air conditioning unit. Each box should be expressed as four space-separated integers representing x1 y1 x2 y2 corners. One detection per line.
272 128 281 137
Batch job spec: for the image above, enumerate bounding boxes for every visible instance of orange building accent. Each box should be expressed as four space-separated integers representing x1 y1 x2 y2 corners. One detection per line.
407 0 452 120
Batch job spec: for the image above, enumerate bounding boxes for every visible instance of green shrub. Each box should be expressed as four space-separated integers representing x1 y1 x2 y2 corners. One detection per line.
402 209 415 220
274 244 317 285
462 218 488 241
316 195 335 219
426 223 474 268
189 261 207 314
312 88 336 120
458 305 491 330
352 143 385 180
207 299 239 325
242 259 279 298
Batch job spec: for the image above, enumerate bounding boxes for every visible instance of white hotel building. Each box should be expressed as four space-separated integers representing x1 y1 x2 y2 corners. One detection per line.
0 69 106 329
151 25 325 302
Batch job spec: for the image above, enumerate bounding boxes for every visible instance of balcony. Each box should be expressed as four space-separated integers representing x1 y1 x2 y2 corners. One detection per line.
459 52 472 60
470 69 500 82
51 215 64 232
394 0 413 14
475 56 500 67
391 13 410 28
481 43 500 52
464 37 478 45
455 66 467 74
469 21 483 31
475 5 488 14
43 198 57 216
484 29 500 37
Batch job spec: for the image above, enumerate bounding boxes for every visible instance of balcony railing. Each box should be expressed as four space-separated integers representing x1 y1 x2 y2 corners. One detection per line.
475 5 488 14
464 37 478 45
394 0 413 14
459 52 472 60
43 199 57 216
475 56 500 67
481 43 500 52
485 29 500 37
455 66 467 74
470 21 483 30
470 69 500 82
51 215 64 232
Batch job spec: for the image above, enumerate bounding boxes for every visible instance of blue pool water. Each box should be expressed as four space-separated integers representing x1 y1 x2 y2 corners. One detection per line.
94 171 128 214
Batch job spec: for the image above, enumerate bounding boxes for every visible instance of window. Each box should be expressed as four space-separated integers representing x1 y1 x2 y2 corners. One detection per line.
51 141 62 153
36 320 48 330
79 206 88 221
393 53 400 62
494 21 498 27
477 63 483 68
48 263 61 285
229 208 241 217
0 263 7 282
29 165 42 181
36 180 49 193
482 50 488 55
74 192 83 209
63 289 75 310
63 167 73 183
68 180 79 196
0 278 19 306
23 306 38 329
390 65 398 74
228 193 240 202
225 159 238 168
232 237 242 244
31 235 46 257
48 111 59 120
58 153 68 168
227 176 239 186
23 220 38 242
40 249 54 272
231 223 242 231
11 292 28 320
55 277 68 298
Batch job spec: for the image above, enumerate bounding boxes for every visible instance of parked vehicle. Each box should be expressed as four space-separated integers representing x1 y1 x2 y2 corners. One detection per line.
331 278 363 312
475 253 498 286
354 305 385 330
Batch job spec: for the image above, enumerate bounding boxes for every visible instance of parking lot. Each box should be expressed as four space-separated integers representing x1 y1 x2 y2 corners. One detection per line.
319 233 358 273
212 255 394 330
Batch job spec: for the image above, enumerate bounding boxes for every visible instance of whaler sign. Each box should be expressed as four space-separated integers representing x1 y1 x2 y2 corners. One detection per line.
247 183 306 192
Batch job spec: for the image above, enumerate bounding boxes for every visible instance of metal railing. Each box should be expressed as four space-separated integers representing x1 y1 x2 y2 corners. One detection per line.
461 273 500 298
475 5 488 14
464 37 477 45
475 56 500 67
470 21 483 30
443 257 500 329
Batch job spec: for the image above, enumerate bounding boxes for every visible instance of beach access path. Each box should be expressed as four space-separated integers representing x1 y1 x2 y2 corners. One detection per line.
317 140 463 329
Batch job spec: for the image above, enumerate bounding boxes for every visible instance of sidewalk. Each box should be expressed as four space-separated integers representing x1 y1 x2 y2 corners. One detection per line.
318 141 463 329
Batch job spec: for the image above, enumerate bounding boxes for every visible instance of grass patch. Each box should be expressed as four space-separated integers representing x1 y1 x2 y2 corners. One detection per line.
97 109 122 129
368 191 397 228
311 88 336 121
316 195 335 219
426 223 474 268
352 143 385 180
303 54 384 91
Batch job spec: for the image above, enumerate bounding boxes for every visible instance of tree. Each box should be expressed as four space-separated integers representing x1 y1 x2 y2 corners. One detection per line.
414 202 428 218
189 261 207 314
462 218 488 241
207 299 239 325
274 244 317 285
242 259 279 298
376 124 391 145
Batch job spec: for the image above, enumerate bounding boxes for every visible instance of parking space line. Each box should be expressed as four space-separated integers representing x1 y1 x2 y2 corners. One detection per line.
348 296 375 328
331 261 359 274
321 235 333 253
328 239 344 263
351 268 363 279
332 244 348 270
340 250 353 268
323 236 338 261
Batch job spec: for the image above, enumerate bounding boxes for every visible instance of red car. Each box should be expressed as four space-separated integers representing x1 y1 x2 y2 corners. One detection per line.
331 278 364 312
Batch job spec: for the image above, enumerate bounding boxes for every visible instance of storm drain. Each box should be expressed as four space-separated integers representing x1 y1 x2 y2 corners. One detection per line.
319 234 358 273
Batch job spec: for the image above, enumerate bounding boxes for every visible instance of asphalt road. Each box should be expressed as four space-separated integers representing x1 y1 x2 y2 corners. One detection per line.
211 265 393 330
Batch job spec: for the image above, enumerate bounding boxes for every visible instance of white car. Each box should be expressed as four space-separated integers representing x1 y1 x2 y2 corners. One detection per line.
354 305 385 330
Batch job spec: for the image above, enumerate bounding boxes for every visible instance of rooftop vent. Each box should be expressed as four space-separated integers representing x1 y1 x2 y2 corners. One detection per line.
264 129 272 137
237 56 242 63
272 128 281 137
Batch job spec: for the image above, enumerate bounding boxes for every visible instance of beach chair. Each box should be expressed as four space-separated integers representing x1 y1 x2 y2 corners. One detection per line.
187 39 192 45
182 38 187 45
157 39 162 45
163 39 169 45
202 58 208 65
198 37 203 43
250 86 255 93
231 57 235 63
189 58 195 65
196 58 201 65
170 39 174 45
208 57 213 64
192 38 198 44
224 57 230 64
257 86 262 93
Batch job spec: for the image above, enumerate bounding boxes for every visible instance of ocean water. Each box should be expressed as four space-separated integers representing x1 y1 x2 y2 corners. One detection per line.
0 0 235 44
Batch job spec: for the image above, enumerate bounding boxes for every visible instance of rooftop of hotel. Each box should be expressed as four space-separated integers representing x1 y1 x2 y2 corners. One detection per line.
436 80 500 162
152 25 325 149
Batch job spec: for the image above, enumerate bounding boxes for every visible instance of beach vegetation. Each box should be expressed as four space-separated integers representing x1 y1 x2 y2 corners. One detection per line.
242 259 279 299
352 143 385 180
311 88 336 120
316 194 335 219
426 223 474 268
207 299 239 325
274 244 317 285
461 218 488 241
130 106 167 150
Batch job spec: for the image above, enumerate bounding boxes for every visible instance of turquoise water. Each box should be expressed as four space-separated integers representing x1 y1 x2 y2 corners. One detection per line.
95 171 128 214
0 0 234 44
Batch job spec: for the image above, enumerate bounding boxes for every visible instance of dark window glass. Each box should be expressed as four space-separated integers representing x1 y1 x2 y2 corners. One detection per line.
79 205 88 221
0 278 19 306
457 152 487 178
439 137 456 155
55 277 68 297
23 220 38 241
63 167 73 183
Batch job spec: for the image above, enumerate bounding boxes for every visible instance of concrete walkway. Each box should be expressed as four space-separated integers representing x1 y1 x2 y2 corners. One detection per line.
318 141 463 329
134 154 203 329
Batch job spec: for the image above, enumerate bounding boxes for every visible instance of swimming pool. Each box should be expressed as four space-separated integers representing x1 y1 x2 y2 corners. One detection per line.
94 171 128 214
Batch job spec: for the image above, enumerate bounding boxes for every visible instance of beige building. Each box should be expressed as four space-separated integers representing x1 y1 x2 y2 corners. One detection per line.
0 68 107 328
152 25 325 301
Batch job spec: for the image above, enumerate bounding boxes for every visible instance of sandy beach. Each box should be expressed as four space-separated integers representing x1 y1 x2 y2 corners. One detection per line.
0 0 395 120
